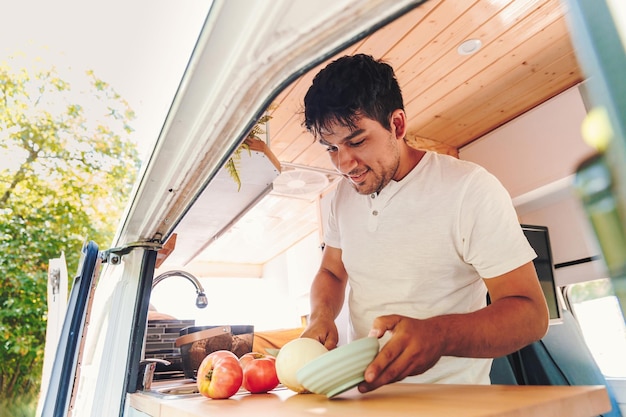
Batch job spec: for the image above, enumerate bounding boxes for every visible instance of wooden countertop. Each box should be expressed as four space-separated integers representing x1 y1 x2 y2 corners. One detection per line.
129 382 611 417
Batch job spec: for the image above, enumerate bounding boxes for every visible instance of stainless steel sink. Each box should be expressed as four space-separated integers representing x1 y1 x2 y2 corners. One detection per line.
142 379 201 400
156 384 199 396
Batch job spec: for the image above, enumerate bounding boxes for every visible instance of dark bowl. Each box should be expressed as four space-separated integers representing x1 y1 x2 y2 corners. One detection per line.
175 325 254 379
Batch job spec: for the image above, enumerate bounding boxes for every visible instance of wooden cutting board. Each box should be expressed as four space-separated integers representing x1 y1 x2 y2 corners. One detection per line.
131 382 611 417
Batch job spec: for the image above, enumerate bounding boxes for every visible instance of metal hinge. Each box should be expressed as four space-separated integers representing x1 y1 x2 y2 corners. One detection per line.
101 241 163 265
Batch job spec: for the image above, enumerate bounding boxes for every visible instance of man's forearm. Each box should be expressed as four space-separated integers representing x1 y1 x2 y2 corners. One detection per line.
435 295 549 358
309 270 346 323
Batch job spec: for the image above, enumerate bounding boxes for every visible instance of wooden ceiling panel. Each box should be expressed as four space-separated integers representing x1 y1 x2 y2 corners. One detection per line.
355 0 444 59
419 33 580 145
413 18 574 139
267 0 583 164
392 0 513 89
403 1 565 137
401 0 558 116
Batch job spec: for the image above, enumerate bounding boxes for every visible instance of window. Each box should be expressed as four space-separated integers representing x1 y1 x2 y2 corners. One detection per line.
565 278 626 378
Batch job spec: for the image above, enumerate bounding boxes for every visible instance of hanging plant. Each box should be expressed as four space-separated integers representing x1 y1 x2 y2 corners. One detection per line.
225 113 272 191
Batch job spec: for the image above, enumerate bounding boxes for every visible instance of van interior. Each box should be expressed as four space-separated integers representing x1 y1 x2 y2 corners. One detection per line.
143 1 625 414
39 1 626 416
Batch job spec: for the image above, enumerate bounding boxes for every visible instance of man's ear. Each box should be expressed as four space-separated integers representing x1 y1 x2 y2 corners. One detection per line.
390 109 407 140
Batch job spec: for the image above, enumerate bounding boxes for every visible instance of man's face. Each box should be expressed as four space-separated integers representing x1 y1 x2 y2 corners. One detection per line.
318 115 401 195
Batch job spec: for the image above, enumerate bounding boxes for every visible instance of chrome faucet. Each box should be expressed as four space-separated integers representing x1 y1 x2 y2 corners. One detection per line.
152 270 208 308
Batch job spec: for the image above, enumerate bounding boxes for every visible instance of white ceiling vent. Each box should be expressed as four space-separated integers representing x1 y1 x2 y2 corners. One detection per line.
272 168 331 199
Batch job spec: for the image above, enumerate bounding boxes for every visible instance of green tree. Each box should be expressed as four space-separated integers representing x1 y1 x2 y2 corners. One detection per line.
0 60 141 406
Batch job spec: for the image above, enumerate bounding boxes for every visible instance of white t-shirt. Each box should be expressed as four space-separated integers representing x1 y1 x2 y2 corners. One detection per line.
324 151 536 384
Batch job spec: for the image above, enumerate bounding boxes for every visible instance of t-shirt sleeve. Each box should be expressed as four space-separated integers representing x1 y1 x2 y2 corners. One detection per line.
459 168 537 278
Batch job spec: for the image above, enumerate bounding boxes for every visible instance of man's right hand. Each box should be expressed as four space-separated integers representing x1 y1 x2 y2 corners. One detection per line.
300 317 339 350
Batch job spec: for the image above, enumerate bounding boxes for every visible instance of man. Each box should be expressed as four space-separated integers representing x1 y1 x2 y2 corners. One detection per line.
300 54 549 393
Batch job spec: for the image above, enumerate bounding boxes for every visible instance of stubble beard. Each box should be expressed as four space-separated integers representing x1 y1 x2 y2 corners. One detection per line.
350 158 399 195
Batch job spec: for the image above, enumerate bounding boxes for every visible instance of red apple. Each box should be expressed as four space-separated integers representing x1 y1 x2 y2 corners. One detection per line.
196 350 243 399
208 349 239 362
239 352 267 370
241 355 279 394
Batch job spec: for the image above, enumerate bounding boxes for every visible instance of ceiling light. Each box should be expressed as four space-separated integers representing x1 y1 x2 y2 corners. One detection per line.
457 39 482 56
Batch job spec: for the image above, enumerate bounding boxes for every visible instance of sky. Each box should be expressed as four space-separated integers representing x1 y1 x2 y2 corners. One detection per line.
1 0 212 160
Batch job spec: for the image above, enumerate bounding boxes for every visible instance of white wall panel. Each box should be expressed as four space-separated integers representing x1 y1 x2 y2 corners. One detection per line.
459 86 607 285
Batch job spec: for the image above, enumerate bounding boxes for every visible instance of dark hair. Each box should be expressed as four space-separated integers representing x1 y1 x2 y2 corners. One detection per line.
303 54 404 139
